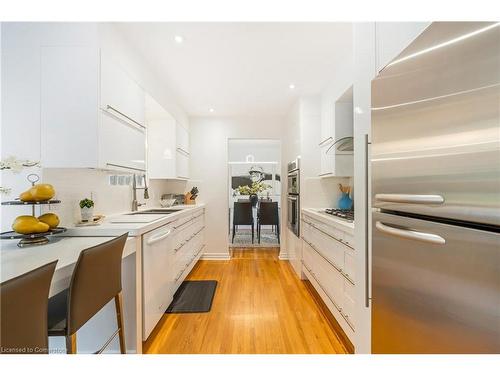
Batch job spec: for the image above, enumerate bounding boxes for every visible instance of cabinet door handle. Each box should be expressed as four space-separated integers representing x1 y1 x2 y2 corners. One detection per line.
176 147 190 156
318 136 333 146
365 133 370 308
147 229 172 245
106 163 146 172
105 105 146 130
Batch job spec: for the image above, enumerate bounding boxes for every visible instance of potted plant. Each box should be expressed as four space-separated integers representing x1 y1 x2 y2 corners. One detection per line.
79 198 94 222
235 181 271 207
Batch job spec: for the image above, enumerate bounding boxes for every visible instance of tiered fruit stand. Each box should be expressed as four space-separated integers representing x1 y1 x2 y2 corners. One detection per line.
0 174 66 247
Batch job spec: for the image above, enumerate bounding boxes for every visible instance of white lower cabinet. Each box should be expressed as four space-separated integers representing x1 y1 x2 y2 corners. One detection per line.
142 223 175 339
142 209 205 340
342 280 356 328
301 212 356 341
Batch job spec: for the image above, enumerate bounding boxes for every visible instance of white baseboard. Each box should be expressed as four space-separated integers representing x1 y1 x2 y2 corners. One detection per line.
200 252 231 260
278 251 289 260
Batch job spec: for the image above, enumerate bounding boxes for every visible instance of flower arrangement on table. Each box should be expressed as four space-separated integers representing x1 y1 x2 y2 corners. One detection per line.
235 181 271 206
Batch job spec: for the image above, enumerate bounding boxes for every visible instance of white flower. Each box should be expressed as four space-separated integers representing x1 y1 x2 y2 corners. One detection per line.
0 156 39 173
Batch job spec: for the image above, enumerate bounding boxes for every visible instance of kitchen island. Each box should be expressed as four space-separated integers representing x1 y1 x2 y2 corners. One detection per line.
1 235 140 353
0 204 206 354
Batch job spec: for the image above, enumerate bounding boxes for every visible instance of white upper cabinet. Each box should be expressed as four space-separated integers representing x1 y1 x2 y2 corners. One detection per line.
99 111 146 172
176 152 189 180
41 46 100 168
100 54 145 128
176 124 190 154
375 22 431 73
146 94 177 179
319 86 354 177
40 47 146 172
175 123 190 179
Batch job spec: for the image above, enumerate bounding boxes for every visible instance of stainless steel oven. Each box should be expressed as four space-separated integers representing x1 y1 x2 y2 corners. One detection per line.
287 194 299 237
287 158 300 237
287 158 300 195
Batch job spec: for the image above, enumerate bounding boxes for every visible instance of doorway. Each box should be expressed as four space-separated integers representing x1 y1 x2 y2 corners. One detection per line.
227 139 282 249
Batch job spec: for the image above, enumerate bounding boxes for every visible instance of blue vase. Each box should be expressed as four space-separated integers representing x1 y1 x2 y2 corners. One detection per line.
338 192 353 210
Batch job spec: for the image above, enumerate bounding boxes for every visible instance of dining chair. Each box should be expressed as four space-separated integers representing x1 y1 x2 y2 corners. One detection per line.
232 201 254 244
257 201 280 244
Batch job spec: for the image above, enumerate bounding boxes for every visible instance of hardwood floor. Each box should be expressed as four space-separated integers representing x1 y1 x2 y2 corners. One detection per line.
143 248 348 354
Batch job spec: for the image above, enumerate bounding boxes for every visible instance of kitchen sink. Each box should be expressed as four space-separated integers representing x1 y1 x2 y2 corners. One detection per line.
125 208 184 215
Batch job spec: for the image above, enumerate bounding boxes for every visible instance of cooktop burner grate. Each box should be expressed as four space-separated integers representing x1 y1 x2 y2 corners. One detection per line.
324 208 354 222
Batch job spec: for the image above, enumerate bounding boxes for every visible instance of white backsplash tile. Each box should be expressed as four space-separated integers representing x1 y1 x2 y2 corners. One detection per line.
40 169 189 226
302 175 353 209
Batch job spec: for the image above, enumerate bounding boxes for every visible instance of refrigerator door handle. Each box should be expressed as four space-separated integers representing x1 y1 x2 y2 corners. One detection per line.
375 221 446 245
375 194 444 204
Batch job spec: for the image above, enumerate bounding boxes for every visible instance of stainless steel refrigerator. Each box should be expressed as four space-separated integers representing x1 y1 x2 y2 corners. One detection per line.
371 22 500 353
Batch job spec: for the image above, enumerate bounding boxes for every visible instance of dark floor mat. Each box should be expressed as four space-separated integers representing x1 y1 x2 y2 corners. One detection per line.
165 280 218 313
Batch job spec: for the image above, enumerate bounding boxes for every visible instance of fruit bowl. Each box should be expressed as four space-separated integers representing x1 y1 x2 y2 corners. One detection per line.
0 227 67 247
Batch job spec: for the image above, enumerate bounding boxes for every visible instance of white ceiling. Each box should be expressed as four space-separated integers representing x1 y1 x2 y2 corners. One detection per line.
116 23 353 117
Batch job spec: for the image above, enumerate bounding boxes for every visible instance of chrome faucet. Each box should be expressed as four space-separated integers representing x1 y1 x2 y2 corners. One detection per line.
132 174 149 212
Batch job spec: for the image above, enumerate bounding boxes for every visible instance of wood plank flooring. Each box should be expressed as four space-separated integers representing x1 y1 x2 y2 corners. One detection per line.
143 248 348 354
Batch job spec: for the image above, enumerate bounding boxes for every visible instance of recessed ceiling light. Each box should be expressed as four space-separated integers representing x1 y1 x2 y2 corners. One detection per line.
289 83 296 90
209 108 215 113
174 35 184 44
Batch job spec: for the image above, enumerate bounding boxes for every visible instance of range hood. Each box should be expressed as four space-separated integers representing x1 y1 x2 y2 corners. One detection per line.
326 136 353 154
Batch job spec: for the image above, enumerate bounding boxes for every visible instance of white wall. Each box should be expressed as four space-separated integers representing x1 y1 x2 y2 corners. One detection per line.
189 116 286 259
1 23 190 231
228 139 281 162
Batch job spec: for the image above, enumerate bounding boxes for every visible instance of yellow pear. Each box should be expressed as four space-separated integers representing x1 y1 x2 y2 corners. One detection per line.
19 183 55 202
38 213 60 229
19 190 35 202
29 183 55 201
12 216 50 234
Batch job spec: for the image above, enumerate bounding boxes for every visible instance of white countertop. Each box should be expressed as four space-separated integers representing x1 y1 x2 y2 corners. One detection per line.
64 204 205 237
302 207 355 234
0 236 136 285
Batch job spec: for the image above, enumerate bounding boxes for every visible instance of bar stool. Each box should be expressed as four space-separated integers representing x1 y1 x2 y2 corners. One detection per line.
0 261 58 354
47 233 128 354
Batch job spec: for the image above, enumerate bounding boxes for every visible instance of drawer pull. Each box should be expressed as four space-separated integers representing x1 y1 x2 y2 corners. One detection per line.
304 264 345 319
376 221 446 245
305 238 354 285
375 193 444 205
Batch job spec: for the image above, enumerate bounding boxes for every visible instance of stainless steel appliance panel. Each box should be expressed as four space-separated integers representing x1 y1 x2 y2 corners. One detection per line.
287 195 300 237
371 22 500 226
287 170 300 195
372 211 500 353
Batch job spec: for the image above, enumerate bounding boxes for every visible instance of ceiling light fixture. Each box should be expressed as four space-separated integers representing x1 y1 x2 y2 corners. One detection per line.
209 108 215 113
174 35 184 44
289 83 296 90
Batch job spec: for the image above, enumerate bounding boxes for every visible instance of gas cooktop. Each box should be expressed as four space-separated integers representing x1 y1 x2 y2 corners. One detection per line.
324 208 354 223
